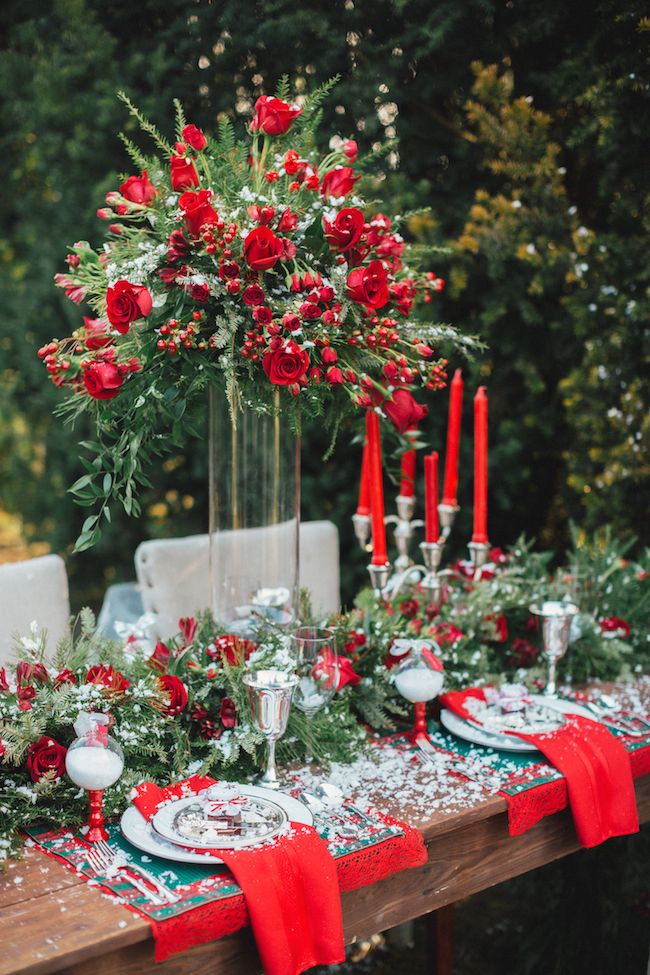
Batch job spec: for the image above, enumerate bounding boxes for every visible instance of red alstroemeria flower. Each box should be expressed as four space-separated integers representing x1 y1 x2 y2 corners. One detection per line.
85 664 131 695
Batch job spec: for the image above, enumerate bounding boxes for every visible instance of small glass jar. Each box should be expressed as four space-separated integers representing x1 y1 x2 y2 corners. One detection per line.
392 642 444 741
65 715 124 841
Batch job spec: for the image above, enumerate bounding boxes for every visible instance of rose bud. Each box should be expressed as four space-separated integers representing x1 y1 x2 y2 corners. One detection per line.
326 366 344 384
321 347 338 364
343 139 358 161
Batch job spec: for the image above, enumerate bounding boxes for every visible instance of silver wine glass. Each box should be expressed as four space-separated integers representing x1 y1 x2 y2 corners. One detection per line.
529 601 579 697
243 669 298 789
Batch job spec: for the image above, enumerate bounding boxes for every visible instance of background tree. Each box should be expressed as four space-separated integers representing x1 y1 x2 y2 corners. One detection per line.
0 0 647 610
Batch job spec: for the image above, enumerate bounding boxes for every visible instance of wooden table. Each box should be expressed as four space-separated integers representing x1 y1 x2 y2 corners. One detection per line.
2 691 649 975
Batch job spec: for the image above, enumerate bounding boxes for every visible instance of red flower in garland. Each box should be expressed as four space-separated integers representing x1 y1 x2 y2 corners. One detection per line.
207 634 256 667
484 614 509 643
337 656 361 690
399 598 420 619
244 226 284 271
323 207 365 252
83 359 124 400
54 668 77 688
263 344 310 386
509 638 539 667
599 616 631 639
83 317 113 351
181 124 207 151
147 642 171 673
171 155 199 191
346 260 389 310
26 736 67 783
178 189 218 236
105 280 152 333
179 617 198 647
85 664 131 695
321 166 358 199
383 390 428 435
427 622 464 646
219 697 238 729
119 171 156 205
157 674 188 715
250 96 302 136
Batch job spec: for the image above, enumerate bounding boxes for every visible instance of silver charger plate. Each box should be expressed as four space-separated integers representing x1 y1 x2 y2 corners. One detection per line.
120 786 313 864
440 694 594 753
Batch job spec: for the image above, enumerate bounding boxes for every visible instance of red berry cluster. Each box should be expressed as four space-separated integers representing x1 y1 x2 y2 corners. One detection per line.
156 311 206 354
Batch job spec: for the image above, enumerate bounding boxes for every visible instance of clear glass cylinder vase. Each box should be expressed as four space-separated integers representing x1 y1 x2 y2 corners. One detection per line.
208 387 300 632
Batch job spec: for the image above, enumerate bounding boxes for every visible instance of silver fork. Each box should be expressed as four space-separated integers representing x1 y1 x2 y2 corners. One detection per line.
416 737 502 791
86 846 165 905
92 840 180 904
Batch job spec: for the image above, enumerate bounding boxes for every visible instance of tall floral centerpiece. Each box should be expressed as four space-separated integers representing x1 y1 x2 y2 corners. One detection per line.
41 79 469 625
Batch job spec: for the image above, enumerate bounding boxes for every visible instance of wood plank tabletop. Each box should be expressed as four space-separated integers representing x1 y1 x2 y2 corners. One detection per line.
1 681 648 975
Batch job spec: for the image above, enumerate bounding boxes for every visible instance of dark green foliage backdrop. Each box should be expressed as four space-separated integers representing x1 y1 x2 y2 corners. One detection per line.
0 0 648 609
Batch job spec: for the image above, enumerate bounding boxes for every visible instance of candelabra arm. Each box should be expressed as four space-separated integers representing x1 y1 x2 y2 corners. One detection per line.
388 564 426 600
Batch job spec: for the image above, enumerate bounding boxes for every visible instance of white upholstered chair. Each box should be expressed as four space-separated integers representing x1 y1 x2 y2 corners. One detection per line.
0 555 70 664
135 520 340 640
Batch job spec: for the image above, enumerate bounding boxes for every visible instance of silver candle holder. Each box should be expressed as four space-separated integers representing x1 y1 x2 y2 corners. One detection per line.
352 512 372 551
243 669 298 789
468 540 490 581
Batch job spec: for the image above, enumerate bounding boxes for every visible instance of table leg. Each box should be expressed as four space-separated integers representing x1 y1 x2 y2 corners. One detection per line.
427 903 455 975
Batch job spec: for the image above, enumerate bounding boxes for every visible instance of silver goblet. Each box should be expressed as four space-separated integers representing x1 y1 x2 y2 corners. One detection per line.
243 669 298 789
529 601 579 697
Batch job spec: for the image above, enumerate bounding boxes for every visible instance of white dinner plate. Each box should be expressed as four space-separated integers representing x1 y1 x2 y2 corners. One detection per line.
120 786 313 865
440 695 594 753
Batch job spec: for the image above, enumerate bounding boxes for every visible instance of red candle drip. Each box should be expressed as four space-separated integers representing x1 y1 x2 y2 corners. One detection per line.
357 439 371 516
424 451 439 543
442 369 463 506
365 410 388 565
472 386 488 544
399 440 417 498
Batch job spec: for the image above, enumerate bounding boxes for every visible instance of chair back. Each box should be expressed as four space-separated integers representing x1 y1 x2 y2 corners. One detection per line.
135 520 340 639
0 555 70 663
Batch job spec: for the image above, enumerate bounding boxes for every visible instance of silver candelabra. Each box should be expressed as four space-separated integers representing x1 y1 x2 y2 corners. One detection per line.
354 494 489 605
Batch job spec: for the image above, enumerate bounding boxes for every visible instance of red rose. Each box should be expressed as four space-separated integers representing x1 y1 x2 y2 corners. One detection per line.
83 360 124 400
509 638 539 668
220 697 238 729
119 171 156 205
54 668 77 688
167 228 191 261
278 208 298 232
250 95 302 136
323 207 365 252
105 280 152 333
346 260 389 309
83 317 113 351
383 389 428 434
26 736 67 783
244 226 284 272
179 190 218 236
157 674 188 716
181 124 207 151
599 616 631 639
342 139 358 162
171 155 199 191
321 166 358 199
337 656 361 690
85 664 131 695
242 283 266 306
400 598 420 619
0 667 9 691
263 344 310 386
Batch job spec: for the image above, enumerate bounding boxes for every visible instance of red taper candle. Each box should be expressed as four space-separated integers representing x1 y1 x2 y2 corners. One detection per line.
424 451 439 543
399 439 417 498
441 369 463 506
472 386 488 544
365 410 388 565
357 439 371 516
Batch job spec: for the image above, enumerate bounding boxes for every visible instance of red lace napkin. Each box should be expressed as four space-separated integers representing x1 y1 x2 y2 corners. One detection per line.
440 689 639 848
131 776 344 975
